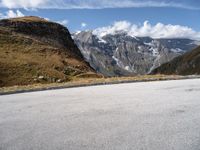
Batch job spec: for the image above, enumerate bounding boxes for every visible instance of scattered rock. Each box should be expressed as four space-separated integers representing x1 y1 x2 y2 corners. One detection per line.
57 79 62 83
38 76 45 80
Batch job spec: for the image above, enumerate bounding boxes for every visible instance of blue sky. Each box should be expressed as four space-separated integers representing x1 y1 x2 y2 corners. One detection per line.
0 0 200 39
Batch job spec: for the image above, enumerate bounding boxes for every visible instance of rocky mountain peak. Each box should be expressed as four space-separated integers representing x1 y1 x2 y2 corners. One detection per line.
73 31 199 76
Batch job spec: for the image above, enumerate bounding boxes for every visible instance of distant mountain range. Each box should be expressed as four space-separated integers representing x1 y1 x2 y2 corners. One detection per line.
0 16 96 87
73 31 199 76
151 46 200 75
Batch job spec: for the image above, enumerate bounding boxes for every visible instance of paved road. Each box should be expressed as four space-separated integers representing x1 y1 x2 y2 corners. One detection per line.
0 79 200 150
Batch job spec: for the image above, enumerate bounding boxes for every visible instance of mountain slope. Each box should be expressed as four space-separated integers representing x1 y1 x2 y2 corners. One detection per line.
73 31 199 76
151 46 200 75
0 16 95 87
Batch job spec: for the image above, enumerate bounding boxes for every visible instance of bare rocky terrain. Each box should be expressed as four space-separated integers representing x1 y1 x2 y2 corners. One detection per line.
73 31 199 76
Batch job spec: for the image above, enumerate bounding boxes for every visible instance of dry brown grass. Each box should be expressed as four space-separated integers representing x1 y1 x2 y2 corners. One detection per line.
0 26 93 87
0 75 186 94
7 16 49 23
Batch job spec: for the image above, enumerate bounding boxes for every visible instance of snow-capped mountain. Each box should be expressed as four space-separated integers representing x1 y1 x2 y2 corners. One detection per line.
73 31 199 76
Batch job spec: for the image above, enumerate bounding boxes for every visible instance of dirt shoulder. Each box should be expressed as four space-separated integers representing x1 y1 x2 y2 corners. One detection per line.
0 75 200 95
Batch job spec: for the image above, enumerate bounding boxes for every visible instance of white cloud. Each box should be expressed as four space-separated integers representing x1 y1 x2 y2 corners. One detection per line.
0 0 48 9
6 10 24 18
0 0 199 10
0 9 24 19
57 19 68 26
93 21 200 40
93 21 131 37
44 17 50 21
81 22 87 28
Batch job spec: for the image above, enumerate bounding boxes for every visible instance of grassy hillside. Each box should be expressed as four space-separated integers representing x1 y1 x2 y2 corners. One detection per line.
0 17 99 87
151 46 200 75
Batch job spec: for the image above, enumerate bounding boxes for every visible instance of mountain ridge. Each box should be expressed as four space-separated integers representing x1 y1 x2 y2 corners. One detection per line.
151 46 200 75
73 31 199 76
0 16 96 87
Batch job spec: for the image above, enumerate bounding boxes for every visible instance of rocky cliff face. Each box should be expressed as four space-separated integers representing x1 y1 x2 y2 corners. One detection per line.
0 16 96 87
73 31 199 76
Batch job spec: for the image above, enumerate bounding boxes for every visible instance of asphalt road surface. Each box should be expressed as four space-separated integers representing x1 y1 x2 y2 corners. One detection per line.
1 79 200 150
